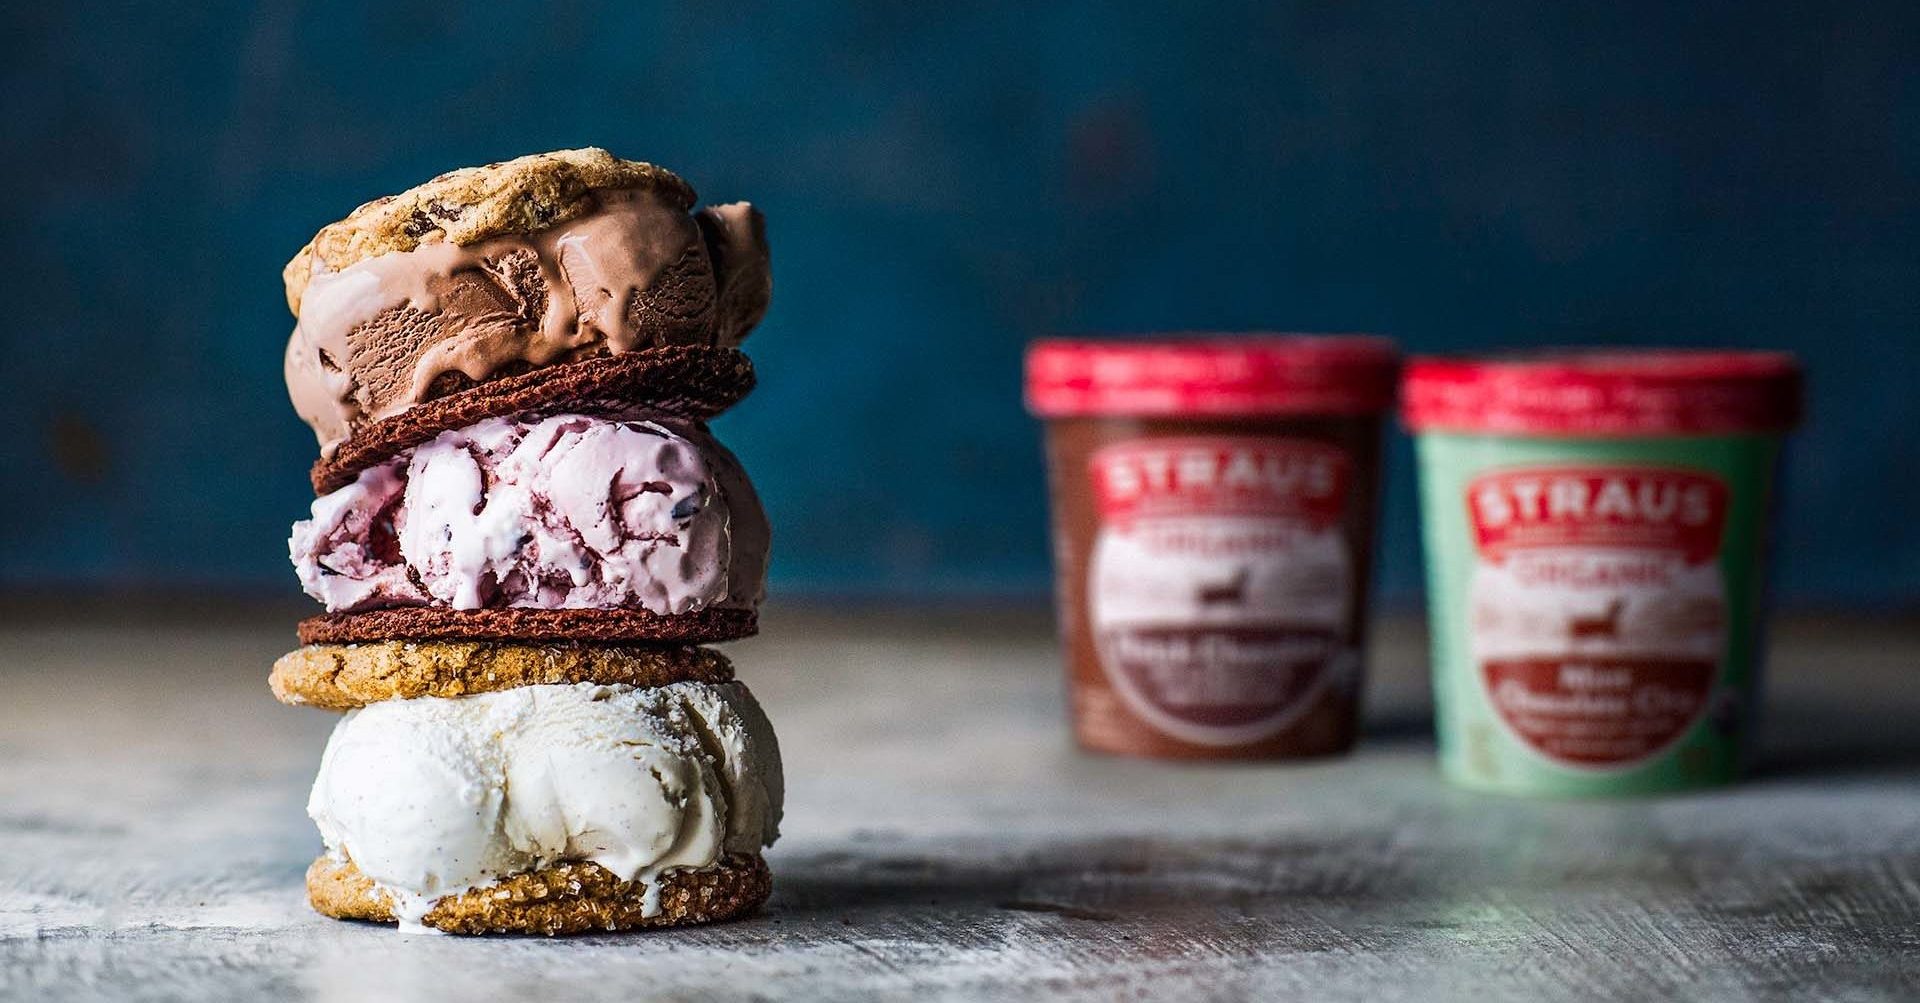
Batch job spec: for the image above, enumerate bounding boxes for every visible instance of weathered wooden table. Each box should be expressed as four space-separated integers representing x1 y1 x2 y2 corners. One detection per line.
2 606 1916 1001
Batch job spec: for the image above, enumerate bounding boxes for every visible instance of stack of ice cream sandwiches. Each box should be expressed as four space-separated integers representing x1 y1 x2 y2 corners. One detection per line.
268 148 785 935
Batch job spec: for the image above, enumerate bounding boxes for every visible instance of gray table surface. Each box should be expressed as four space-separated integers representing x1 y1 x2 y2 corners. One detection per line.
1 605 1916 1002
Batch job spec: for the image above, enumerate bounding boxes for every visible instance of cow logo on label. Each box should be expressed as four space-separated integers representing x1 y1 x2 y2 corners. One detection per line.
1086 437 1356 746
1464 465 1729 769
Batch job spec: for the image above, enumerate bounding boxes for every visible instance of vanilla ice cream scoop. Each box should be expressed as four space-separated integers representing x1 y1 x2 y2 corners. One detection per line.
290 414 769 614
307 681 783 928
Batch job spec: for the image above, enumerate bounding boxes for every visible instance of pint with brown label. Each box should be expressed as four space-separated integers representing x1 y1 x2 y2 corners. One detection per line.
1026 336 1400 759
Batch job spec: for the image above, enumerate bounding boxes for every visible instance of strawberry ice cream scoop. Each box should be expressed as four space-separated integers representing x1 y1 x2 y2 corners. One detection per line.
291 414 767 615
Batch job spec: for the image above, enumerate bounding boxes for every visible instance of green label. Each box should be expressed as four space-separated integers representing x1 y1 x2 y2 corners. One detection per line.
1414 433 1781 796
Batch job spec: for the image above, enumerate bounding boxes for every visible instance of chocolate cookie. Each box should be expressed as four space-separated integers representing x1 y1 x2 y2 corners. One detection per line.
307 853 772 936
296 605 758 646
270 641 734 710
309 345 754 493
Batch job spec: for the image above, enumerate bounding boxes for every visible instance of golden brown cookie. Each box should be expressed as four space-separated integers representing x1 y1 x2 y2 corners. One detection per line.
306 854 772 936
270 640 734 710
283 148 694 312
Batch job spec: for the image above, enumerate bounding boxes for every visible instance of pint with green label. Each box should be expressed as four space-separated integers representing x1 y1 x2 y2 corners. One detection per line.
1403 352 1802 795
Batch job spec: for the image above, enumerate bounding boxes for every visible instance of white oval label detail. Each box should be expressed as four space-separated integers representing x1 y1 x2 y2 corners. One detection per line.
1087 437 1357 747
1464 465 1731 769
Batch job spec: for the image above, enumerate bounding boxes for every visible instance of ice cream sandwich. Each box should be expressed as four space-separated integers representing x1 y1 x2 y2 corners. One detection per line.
272 149 786 935
282 147 770 489
300 678 783 934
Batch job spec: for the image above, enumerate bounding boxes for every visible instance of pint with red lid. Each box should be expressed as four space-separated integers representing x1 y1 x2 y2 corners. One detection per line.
1026 335 1400 759
1403 350 1803 795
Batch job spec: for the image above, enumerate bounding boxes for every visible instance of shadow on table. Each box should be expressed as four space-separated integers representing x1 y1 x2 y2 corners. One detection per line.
769 831 1434 928
1751 694 1920 781
1360 708 1434 745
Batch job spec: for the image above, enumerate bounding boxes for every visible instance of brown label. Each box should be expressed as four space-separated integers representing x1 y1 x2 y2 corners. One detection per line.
1095 626 1340 740
1086 437 1358 748
1482 657 1716 766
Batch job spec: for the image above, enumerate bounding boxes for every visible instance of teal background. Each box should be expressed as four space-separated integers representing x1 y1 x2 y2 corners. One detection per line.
0 2 1914 604
1415 433 1781 794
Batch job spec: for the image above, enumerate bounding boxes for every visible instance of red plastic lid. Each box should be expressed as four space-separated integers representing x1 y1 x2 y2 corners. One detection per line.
1402 350 1803 436
1025 335 1401 418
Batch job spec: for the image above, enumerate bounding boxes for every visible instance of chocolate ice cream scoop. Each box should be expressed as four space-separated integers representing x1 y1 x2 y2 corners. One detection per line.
282 148 771 458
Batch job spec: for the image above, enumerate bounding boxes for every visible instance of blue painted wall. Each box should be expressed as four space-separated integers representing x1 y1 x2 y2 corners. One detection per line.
1 2 1915 604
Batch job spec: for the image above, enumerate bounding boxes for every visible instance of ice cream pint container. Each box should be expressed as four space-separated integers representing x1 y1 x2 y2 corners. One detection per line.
1026 336 1400 760
1402 350 1802 795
